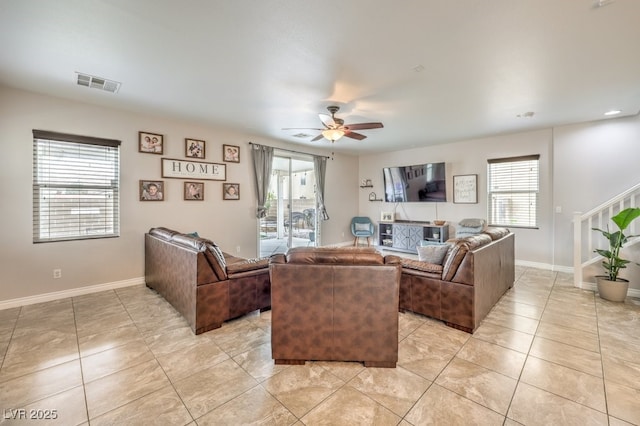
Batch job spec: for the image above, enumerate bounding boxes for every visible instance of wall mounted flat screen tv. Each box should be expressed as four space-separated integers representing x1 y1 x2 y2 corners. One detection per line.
383 162 446 202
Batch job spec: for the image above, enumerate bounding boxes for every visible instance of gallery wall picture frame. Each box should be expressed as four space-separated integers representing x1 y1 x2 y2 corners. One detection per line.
223 144 240 163
223 183 240 200
139 131 163 154
184 181 204 201
185 138 206 159
139 180 165 201
453 174 478 204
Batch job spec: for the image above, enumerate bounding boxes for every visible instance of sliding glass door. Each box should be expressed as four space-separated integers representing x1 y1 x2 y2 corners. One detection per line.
258 153 317 257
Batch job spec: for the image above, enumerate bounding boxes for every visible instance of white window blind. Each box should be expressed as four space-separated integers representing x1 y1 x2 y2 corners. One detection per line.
33 130 120 243
487 155 539 228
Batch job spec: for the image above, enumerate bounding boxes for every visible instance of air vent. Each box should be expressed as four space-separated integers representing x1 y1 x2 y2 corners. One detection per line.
76 72 121 93
293 133 313 138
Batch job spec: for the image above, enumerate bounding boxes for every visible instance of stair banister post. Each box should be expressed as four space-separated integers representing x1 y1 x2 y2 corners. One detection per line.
573 211 583 288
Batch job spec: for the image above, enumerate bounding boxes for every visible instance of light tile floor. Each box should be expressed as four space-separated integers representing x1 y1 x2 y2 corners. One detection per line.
1 266 640 425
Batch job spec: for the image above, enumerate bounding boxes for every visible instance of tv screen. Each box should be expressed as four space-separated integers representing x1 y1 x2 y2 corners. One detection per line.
383 162 446 202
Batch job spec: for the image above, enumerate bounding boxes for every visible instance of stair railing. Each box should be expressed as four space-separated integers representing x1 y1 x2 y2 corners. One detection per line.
573 183 640 287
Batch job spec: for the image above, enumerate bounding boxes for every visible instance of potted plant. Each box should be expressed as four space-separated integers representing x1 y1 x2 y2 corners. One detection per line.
592 207 640 302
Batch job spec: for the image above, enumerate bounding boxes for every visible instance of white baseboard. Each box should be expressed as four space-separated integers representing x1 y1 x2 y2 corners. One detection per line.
0 277 145 311
515 260 573 274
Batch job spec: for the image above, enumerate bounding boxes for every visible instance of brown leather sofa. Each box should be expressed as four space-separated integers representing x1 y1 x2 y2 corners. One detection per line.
145 227 271 334
400 227 514 333
269 247 402 367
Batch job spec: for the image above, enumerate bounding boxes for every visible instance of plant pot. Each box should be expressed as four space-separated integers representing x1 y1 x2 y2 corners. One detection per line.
596 276 629 302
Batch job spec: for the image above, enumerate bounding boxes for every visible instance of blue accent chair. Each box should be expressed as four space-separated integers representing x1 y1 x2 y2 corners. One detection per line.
350 216 375 246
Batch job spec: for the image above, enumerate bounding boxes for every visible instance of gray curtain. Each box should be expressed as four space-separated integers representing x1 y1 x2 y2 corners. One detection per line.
314 155 329 220
251 143 274 218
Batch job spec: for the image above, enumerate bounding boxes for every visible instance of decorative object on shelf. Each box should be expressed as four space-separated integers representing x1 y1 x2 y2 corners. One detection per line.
433 220 446 226
360 178 373 188
185 138 205 159
381 212 394 222
453 174 478 204
161 158 226 180
592 207 640 302
140 180 164 201
223 144 240 163
139 131 163 154
184 181 204 200
223 183 240 200
369 192 377 201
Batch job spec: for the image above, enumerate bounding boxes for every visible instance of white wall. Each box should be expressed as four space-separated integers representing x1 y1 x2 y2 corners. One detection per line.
359 129 554 266
0 86 358 303
2 84 640 305
359 114 640 286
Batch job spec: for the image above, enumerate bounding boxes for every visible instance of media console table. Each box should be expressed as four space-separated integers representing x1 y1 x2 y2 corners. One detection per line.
378 220 449 254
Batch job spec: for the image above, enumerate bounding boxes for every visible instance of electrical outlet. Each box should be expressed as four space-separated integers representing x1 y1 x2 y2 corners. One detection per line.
236 246 241 253
53 269 62 279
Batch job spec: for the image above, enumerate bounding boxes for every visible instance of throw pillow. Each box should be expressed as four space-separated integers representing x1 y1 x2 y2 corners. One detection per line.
416 243 450 265
459 218 486 228
355 223 370 232
187 231 200 238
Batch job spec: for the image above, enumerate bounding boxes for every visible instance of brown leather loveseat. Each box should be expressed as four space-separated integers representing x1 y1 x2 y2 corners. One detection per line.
400 227 514 333
269 247 402 367
145 227 271 334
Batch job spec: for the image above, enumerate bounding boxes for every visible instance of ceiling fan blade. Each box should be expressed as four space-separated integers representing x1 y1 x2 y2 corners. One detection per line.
344 131 367 140
319 113 336 128
343 122 384 131
311 133 325 141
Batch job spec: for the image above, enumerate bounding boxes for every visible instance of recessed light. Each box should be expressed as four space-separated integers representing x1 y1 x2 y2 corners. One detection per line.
604 110 621 116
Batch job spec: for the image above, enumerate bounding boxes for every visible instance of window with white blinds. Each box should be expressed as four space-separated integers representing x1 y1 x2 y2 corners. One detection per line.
32 130 121 243
487 155 540 228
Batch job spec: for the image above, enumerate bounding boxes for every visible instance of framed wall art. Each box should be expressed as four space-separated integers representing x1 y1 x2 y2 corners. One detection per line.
139 131 163 154
223 183 240 200
185 138 205 158
184 181 204 200
381 211 394 222
223 144 240 163
140 180 164 201
161 158 226 181
453 174 478 204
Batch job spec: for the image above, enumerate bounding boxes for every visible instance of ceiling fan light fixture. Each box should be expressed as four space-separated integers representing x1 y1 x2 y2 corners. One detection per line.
322 128 345 142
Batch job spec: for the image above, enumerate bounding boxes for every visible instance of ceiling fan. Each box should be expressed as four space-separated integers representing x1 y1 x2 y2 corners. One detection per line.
283 106 383 142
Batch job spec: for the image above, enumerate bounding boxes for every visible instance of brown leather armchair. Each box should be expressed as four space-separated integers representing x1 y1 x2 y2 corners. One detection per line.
269 247 402 367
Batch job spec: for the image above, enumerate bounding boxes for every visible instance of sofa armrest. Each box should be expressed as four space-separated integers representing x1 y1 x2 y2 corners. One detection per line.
384 255 403 265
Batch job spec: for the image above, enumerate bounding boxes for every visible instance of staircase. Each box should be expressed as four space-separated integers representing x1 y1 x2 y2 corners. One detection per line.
573 183 640 288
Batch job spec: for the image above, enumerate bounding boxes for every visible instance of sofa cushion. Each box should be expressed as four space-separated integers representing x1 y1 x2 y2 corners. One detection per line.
172 233 208 251
226 257 269 274
462 233 492 249
484 227 510 240
416 244 450 265
459 218 486 228
285 246 384 265
401 258 444 274
149 227 179 241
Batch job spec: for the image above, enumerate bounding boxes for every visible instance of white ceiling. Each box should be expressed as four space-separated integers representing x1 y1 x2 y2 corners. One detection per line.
1 0 639 154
